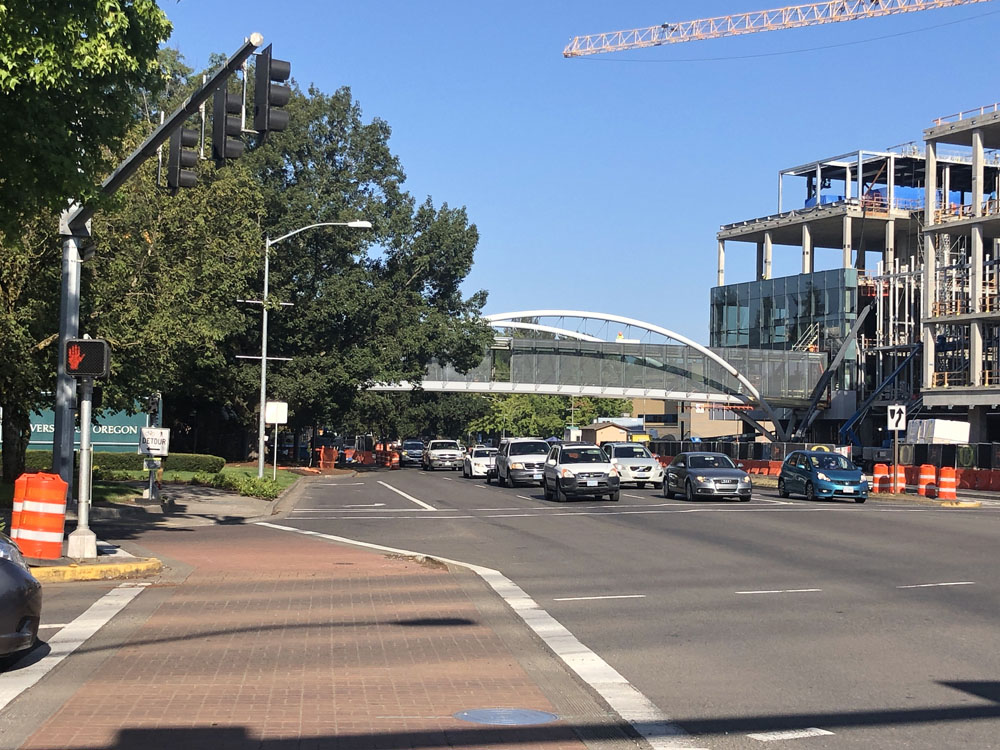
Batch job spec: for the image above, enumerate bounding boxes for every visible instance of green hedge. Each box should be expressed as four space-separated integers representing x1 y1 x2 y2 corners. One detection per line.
3 450 224 474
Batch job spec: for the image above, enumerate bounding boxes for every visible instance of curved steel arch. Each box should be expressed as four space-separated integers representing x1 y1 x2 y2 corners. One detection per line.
488 320 603 342
486 309 786 440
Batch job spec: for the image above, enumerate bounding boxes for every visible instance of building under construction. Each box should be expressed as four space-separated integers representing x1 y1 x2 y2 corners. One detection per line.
712 103 1000 445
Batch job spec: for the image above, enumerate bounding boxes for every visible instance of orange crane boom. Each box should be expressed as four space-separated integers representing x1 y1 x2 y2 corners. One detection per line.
563 0 992 57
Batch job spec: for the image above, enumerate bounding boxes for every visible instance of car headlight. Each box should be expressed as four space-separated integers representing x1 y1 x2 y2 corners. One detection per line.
0 539 29 572
560 468 575 478
608 467 618 477
816 472 830 481
510 462 525 470
695 475 709 483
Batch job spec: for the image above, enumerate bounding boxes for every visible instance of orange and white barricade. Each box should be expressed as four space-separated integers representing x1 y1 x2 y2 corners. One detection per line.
15 472 68 560
938 467 957 500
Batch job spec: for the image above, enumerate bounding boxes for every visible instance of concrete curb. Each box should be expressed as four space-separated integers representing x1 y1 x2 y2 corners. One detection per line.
30 557 163 582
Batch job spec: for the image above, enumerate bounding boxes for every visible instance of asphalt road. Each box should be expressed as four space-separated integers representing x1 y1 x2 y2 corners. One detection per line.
283 468 1000 750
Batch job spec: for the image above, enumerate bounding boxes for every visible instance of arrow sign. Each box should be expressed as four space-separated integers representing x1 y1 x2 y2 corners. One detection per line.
887 404 907 432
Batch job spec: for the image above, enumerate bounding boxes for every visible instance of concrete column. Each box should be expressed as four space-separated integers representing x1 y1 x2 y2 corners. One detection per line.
815 164 823 204
923 142 938 389
971 225 984 386
842 214 853 269
763 231 773 280
971 321 984 386
717 239 725 286
845 165 852 200
973 128 984 216
969 405 989 443
802 223 813 274
885 219 896 269
943 166 951 213
887 155 895 208
756 240 765 281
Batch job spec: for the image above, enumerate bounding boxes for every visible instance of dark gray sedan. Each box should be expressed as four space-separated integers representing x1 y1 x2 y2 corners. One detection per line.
663 452 752 501
0 532 41 658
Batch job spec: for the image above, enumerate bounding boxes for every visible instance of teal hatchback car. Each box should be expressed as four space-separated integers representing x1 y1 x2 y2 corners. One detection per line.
778 450 868 503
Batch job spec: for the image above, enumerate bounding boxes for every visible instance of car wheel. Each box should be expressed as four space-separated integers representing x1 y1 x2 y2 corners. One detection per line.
486 473 492 485
556 480 569 503
805 481 816 502
855 496 867 504
609 490 621 502
777 477 789 498
543 478 554 501
685 480 695 502
637 482 646 489
663 480 674 499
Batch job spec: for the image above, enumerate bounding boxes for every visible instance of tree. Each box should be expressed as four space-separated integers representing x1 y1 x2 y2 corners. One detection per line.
469 395 635 441
0 1 172 235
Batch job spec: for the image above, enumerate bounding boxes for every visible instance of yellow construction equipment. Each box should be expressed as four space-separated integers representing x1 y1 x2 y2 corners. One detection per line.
563 0 992 57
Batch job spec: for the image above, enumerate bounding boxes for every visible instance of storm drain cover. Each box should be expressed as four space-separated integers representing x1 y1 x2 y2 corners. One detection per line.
453 708 559 726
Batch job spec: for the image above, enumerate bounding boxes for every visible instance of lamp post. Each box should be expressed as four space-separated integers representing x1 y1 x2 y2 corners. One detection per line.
255 220 372 478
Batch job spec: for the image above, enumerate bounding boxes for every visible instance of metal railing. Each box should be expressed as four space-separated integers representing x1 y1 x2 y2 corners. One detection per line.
933 198 1000 224
932 371 969 387
934 102 1000 126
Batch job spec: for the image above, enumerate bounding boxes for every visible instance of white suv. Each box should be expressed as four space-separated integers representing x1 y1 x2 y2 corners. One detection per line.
494 438 550 487
543 442 621 502
601 442 664 489
422 440 463 471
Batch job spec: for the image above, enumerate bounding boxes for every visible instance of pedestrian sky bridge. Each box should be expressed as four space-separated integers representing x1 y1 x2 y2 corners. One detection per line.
373 311 828 436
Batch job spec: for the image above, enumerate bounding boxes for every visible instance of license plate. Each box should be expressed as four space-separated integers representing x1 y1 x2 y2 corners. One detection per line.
533 473 542 480
843 487 854 493
586 480 598 487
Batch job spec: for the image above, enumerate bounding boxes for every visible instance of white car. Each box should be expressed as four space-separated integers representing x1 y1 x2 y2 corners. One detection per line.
463 447 497 478
602 442 664 488
542 442 621 502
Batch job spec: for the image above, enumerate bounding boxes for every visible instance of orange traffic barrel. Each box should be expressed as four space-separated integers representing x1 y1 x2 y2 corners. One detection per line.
10 473 29 540
872 464 889 493
938 467 957 500
15 472 68 560
892 464 906 493
917 464 936 497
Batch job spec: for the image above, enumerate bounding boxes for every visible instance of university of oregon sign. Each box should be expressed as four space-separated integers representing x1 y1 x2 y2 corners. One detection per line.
17 409 150 453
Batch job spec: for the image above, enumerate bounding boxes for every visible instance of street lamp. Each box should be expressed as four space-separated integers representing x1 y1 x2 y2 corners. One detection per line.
254 220 372 478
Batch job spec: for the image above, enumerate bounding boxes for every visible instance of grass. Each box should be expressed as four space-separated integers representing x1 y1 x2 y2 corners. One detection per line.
0 466 301 508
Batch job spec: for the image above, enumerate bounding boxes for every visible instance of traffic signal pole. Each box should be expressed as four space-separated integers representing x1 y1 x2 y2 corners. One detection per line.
52 33 264 486
67 377 96 559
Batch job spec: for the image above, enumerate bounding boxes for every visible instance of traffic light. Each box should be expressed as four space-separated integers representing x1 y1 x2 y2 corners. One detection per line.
65 338 111 379
212 83 244 164
253 45 291 134
166 126 199 189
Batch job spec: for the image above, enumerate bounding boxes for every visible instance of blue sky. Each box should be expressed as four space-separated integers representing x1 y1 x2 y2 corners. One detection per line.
164 1 1000 343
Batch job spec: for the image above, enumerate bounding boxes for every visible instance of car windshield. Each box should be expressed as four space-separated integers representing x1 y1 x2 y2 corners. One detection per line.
429 441 459 450
613 445 651 458
687 454 736 470
561 447 608 464
403 442 423 450
473 449 496 458
809 454 853 470
510 441 549 456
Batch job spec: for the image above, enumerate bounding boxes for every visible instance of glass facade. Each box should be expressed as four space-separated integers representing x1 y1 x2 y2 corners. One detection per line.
709 269 858 389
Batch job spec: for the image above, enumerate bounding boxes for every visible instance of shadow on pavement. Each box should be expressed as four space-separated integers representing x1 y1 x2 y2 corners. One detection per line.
26 685 1000 749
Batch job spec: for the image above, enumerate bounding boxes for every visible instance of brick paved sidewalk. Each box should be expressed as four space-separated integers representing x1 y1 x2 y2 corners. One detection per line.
21 525 590 750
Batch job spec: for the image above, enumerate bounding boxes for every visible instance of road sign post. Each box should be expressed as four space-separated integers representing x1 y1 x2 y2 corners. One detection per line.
139 427 170 503
265 401 288 481
888 405 907 492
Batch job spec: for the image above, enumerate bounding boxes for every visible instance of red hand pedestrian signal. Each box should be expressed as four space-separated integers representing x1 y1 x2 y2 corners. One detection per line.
68 344 84 370
65 338 110 378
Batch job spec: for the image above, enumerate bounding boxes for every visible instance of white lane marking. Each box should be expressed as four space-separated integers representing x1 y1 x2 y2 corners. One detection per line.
896 581 975 589
36 624 69 629
257 522 706 750
554 595 647 602
756 497 792 505
0 583 146 712
736 589 822 595
516 495 533 501
317 482 365 486
442 477 454 482
344 503 386 508
747 727 833 742
624 494 644 499
376 481 437 511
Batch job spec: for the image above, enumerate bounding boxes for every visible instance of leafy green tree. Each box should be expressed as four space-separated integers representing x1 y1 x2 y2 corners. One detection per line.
342 392 489 442
0 0 171 235
469 394 634 441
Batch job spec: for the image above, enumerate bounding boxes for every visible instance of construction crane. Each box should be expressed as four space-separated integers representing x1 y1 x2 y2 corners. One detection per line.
563 0 992 57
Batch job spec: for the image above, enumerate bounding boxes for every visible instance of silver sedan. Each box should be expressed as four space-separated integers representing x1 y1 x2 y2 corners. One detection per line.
663 452 752 501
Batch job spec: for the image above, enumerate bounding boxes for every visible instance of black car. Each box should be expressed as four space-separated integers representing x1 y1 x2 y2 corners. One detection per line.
399 439 425 467
0 532 41 658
